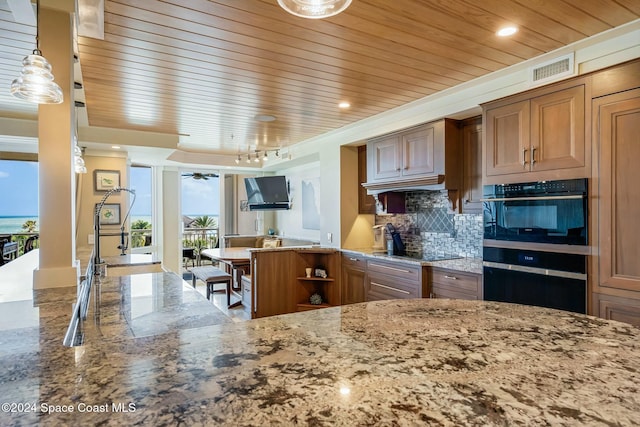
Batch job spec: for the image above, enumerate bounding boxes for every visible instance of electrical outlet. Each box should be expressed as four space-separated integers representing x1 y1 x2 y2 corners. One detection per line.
327 232 332 243
88 234 94 244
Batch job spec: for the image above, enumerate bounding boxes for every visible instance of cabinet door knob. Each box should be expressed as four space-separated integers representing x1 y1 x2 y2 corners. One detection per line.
464 199 470 204
349 257 359 261
444 275 457 280
396 168 401 172
522 148 528 167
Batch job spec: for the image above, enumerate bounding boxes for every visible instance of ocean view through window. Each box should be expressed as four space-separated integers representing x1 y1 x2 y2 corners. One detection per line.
182 172 220 251
0 160 39 233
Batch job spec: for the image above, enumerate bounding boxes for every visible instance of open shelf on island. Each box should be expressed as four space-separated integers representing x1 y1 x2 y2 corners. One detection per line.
296 276 335 282
295 250 340 310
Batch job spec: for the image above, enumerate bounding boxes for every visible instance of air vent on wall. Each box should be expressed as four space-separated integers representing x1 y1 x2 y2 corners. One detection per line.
529 53 575 87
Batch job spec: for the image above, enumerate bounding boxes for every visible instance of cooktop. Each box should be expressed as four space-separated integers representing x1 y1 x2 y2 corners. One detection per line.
378 251 462 262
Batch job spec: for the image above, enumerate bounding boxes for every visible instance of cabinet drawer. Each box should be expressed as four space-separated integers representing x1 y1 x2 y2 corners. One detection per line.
367 259 421 281
431 284 479 300
367 272 421 300
429 268 481 299
342 253 367 269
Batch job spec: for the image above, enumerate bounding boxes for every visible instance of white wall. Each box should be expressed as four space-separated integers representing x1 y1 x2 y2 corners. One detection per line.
274 161 323 242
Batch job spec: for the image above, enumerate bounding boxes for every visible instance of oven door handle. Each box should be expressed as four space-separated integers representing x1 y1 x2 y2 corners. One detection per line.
483 261 587 281
480 195 585 202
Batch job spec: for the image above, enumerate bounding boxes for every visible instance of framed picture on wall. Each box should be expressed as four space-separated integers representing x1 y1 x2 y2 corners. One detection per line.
94 169 120 192
96 203 121 225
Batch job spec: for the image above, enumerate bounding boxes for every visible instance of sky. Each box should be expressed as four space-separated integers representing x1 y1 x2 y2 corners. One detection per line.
181 174 220 216
0 160 39 216
0 161 220 218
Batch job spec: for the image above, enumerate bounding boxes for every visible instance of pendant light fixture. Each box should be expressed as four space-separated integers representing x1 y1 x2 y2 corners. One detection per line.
277 0 352 19
73 106 87 174
10 0 63 104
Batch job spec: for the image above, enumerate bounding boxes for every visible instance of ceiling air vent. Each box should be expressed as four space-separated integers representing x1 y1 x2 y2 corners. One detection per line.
529 53 575 87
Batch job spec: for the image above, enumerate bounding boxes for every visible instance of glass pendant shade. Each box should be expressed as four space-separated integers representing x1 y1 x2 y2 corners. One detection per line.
73 140 87 174
277 0 352 19
11 52 63 104
74 154 87 174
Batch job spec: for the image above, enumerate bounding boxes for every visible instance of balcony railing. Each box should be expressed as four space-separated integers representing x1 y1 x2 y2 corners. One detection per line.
131 227 219 251
1 232 39 257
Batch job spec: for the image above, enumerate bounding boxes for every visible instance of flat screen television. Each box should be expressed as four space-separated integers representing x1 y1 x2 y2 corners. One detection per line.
244 176 290 210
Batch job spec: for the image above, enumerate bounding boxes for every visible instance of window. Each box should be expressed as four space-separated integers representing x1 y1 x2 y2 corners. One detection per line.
129 165 152 250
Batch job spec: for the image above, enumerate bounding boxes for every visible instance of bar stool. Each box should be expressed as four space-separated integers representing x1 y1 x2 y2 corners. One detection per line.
190 266 233 301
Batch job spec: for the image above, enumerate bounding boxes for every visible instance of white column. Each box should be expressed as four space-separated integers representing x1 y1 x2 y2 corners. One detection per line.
161 168 181 273
33 3 79 288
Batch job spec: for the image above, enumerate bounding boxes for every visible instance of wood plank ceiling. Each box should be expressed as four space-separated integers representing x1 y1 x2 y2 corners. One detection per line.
1 0 639 158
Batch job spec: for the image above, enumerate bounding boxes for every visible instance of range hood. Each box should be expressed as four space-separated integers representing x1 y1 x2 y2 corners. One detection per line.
362 174 446 194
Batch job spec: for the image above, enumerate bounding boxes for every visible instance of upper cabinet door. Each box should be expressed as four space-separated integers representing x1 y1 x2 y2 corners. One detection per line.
484 100 530 177
462 117 482 213
483 81 589 185
371 135 401 181
531 85 585 172
402 125 435 177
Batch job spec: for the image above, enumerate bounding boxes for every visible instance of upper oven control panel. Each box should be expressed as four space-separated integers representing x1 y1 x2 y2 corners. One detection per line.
491 178 587 197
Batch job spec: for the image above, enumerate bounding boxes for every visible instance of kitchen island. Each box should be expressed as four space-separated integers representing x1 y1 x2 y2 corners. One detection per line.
1 271 639 426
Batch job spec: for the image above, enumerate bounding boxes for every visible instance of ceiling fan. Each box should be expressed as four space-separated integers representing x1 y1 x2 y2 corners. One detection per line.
181 172 219 180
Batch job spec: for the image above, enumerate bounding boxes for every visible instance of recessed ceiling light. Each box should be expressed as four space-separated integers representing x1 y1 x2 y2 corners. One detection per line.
338 101 350 109
112 145 120 149
497 26 518 37
255 114 276 122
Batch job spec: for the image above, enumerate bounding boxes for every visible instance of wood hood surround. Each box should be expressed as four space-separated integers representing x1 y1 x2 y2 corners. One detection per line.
362 118 462 210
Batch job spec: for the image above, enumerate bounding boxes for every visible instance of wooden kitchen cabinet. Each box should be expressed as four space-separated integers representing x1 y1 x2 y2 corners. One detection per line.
251 250 296 318
461 116 482 213
592 87 640 326
483 81 588 185
366 258 423 301
427 267 481 300
341 253 366 305
366 119 459 184
250 249 340 318
368 125 437 181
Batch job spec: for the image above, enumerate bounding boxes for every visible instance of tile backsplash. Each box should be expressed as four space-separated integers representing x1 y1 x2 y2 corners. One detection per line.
375 190 483 258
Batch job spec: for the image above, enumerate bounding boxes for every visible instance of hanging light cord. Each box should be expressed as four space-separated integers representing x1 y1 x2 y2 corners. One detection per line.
33 0 42 56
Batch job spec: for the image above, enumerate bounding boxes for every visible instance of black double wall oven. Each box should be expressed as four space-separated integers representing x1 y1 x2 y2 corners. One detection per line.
482 178 588 314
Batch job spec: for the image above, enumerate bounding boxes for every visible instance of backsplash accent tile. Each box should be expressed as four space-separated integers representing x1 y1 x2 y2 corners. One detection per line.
376 190 483 258
417 209 454 234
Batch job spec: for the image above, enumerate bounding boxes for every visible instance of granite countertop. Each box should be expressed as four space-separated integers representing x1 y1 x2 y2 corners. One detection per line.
343 248 483 274
1 271 639 426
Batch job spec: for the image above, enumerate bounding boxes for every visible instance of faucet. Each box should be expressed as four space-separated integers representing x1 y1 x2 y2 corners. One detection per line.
93 186 136 273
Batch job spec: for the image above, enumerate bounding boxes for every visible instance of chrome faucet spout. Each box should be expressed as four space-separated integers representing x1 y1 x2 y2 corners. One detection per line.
93 186 137 272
